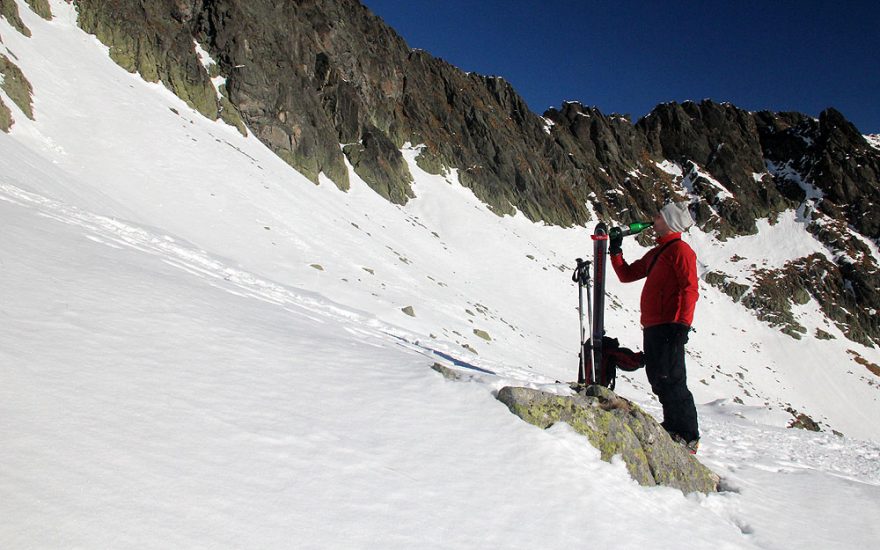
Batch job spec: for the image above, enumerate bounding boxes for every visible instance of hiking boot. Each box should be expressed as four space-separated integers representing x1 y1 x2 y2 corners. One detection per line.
671 434 700 455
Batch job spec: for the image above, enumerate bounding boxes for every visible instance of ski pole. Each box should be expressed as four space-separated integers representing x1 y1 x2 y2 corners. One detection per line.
572 258 591 384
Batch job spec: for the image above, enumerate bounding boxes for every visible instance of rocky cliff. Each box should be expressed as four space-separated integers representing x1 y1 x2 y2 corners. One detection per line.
12 0 878 346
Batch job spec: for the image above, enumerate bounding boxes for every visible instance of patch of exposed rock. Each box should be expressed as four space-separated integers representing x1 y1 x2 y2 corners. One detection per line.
0 53 34 131
497 385 720 494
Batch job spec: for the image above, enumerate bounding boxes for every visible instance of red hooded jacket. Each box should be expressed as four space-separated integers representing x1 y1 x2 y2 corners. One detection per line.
610 232 699 328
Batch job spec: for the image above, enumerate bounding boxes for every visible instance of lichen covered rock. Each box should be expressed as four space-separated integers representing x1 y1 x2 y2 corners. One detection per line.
25 0 52 20
76 0 219 120
0 54 34 121
496 385 720 494
1 0 31 36
0 96 12 132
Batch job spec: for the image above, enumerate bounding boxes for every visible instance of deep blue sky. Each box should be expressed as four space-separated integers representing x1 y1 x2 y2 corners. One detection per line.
362 1 880 133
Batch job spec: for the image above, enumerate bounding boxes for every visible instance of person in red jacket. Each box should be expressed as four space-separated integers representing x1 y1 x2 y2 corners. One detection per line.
609 201 700 453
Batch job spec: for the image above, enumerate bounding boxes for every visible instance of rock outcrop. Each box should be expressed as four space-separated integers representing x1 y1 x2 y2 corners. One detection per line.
0 53 34 120
24 0 51 20
1 0 31 36
497 385 720 494
74 0 588 222
0 10 34 132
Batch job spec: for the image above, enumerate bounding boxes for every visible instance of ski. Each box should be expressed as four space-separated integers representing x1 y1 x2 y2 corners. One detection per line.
591 222 609 385
575 220 650 387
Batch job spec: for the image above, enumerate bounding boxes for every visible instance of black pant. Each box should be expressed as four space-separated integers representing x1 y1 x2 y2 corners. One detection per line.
643 324 699 441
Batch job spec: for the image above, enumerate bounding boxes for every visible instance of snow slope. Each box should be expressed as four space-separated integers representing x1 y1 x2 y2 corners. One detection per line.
2 2 879 548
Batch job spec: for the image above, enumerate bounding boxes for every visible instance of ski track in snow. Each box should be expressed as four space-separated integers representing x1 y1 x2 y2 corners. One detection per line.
0 180 541 386
0 183 327 309
702 411 880 486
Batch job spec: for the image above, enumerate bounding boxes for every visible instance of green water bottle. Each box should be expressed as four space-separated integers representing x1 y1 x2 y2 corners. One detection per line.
609 221 653 239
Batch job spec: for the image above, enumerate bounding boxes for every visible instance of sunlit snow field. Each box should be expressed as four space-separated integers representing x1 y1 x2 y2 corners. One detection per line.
1 2 879 548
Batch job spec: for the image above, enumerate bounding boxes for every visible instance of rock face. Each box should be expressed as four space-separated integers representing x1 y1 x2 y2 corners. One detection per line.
76 0 224 122
638 101 792 237
496 385 720 494
68 0 880 346
757 108 880 239
0 54 34 120
73 0 588 222
1 0 31 36
24 0 52 20
0 2 26 130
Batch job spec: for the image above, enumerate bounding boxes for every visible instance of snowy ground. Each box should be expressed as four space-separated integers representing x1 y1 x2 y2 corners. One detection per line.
2 2 879 548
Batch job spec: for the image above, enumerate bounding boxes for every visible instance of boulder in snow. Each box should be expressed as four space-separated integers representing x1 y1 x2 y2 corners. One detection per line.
496 385 720 494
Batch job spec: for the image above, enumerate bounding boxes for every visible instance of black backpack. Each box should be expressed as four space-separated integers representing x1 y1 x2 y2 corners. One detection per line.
583 336 645 390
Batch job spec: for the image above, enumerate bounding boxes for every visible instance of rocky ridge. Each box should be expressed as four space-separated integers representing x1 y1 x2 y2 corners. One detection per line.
3 0 879 347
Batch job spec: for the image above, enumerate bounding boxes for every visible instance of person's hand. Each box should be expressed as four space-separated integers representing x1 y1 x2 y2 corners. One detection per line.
672 323 690 345
609 233 623 255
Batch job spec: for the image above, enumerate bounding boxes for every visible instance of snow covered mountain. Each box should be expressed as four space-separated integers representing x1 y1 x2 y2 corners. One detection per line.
63 0 880 354
2 2 879 548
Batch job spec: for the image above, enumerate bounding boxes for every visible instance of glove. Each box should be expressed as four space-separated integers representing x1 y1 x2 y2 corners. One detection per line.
672 323 690 345
609 233 623 255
